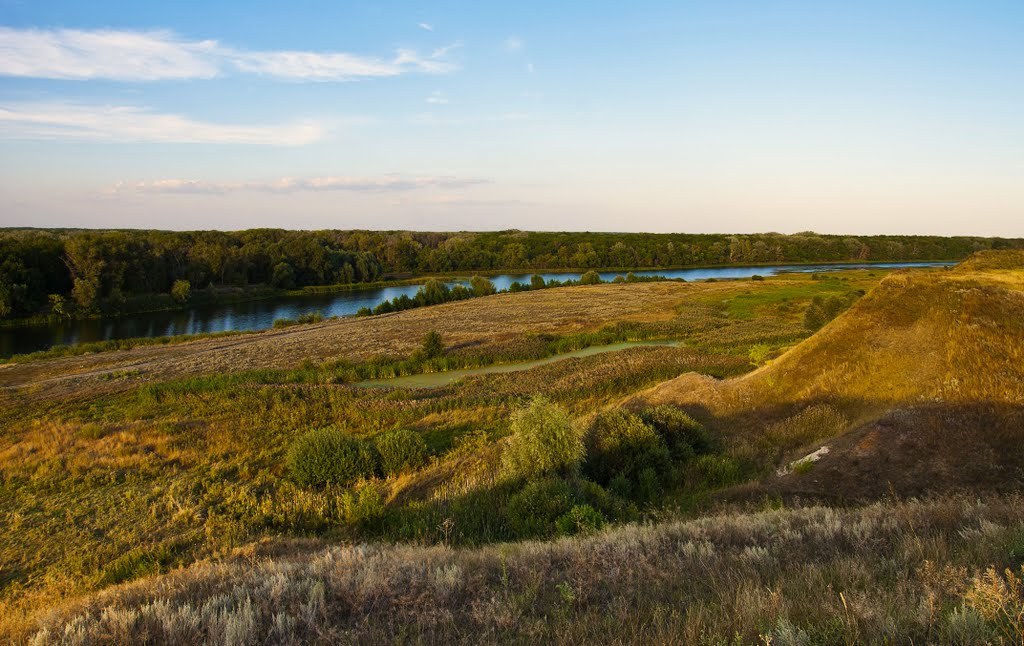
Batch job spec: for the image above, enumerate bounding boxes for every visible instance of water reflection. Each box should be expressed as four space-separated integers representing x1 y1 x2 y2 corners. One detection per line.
0 262 949 358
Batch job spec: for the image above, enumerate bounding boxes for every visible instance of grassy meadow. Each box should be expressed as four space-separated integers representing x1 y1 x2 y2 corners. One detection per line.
2 259 1023 644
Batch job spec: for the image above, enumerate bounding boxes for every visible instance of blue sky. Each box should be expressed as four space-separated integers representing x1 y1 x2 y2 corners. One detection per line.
1 0 1022 234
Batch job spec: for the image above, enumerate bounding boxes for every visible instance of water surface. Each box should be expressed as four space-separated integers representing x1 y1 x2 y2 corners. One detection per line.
0 262 950 358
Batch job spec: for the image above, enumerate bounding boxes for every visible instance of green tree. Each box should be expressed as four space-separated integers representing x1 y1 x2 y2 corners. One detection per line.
271 262 296 289
419 330 445 359
469 275 497 297
580 270 602 285
530 274 547 289
419 279 451 305
48 294 68 319
170 279 191 303
502 397 583 480
71 276 101 311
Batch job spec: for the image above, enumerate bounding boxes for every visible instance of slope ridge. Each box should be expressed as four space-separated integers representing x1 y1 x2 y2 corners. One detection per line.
636 252 1024 499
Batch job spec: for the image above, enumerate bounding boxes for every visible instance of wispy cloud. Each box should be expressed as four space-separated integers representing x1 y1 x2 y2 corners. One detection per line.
411 112 529 126
0 27 459 81
426 90 449 105
0 102 324 145
418 22 434 32
504 36 524 53
111 175 490 194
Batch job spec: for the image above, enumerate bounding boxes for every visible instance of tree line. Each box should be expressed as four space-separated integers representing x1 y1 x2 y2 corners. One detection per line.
1 228 1020 320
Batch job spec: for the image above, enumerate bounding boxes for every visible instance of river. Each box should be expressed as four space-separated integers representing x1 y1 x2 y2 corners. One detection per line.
0 262 949 358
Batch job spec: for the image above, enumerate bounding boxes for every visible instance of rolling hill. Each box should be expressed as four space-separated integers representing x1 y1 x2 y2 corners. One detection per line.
635 250 1024 500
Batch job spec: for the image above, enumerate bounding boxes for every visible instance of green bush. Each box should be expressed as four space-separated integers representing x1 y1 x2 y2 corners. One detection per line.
470 275 497 296
287 427 379 488
583 410 671 498
375 428 429 476
580 270 602 285
638 405 715 459
506 477 576 538
555 504 606 536
170 279 191 303
418 330 445 359
502 397 583 480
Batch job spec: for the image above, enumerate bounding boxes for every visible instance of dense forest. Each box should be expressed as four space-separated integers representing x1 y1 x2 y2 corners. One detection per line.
1 228 1021 320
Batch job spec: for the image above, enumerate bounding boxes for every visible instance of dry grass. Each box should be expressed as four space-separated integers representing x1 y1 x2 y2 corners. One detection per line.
636 255 1024 502
13 494 1024 644
0 282 699 398
0 272 878 404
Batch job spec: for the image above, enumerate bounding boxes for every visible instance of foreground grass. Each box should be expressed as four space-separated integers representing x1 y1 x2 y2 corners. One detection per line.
14 494 1024 644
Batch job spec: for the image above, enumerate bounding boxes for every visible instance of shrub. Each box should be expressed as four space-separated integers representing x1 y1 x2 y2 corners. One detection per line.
375 428 429 476
580 270 602 285
287 427 379 488
638 405 715 459
555 504 606 536
803 293 860 331
502 397 583 480
419 331 445 359
296 311 324 325
506 477 576 538
530 274 546 289
506 478 618 539
583 410 671 498
470 275 497 296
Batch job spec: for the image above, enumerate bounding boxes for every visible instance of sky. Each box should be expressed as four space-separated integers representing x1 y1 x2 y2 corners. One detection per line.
0 0 1022 235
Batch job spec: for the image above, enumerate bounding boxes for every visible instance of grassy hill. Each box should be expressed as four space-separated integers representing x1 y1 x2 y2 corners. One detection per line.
637 251 1024 500
3 257 1023 643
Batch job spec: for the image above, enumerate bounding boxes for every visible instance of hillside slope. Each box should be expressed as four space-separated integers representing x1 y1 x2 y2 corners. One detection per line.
637 251 1024 500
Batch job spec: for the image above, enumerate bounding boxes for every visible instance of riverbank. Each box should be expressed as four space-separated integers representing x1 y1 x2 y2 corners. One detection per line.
0 259 958 330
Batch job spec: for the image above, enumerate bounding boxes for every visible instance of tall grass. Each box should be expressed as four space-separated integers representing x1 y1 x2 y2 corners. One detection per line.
14 495 1024 644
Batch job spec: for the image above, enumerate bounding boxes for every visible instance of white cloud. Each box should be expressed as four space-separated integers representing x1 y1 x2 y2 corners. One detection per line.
111 175 490 194
527 62 535 74
426 90 449 105
418 22 434 31
504 36 524 52
0 27 219 81
0 102 323 145
0 27 459 81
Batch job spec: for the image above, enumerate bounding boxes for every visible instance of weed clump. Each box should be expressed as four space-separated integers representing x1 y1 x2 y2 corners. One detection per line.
287 427 379 487
375 429 429 477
